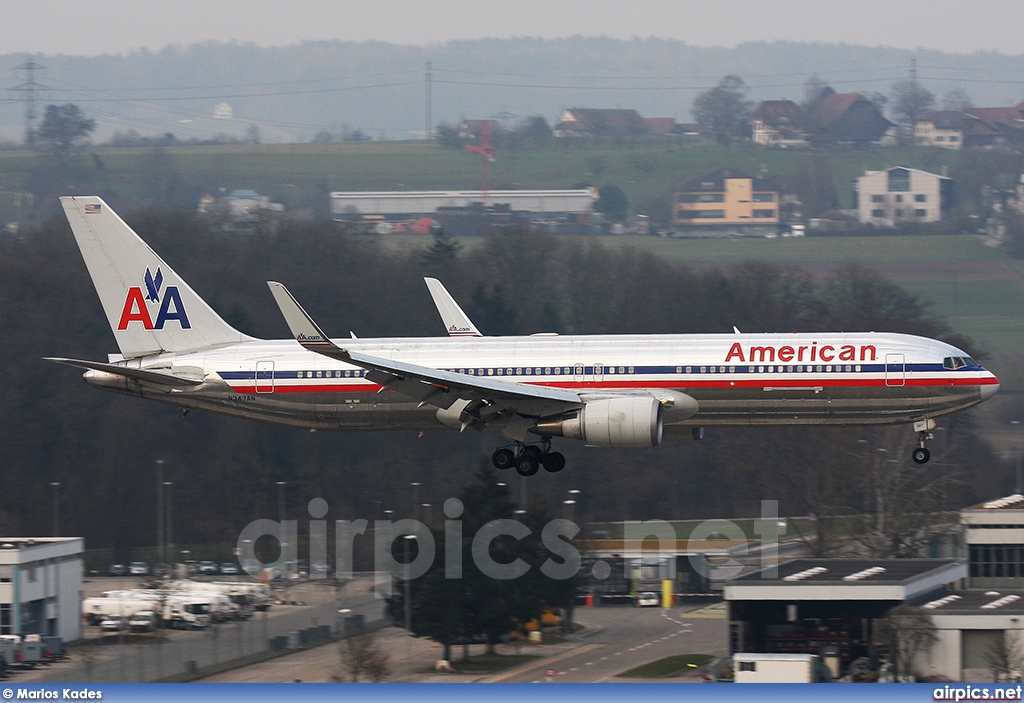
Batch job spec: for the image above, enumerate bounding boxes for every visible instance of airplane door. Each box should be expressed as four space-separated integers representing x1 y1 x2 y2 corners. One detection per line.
255 360 274 393
593 363 604 382
574 364 584 382
885 353 905 387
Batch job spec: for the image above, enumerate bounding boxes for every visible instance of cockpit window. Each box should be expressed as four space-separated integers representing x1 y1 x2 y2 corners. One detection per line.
943 356 977 370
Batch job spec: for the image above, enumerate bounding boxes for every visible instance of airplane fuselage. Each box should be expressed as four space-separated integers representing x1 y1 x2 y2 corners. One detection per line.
84 330 998 436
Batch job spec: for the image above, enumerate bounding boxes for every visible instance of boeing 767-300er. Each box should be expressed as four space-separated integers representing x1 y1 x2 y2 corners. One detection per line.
49 196 1000 475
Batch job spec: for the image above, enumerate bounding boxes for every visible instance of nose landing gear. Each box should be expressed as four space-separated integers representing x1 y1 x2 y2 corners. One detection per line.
912 418 936 464
491 440 566 475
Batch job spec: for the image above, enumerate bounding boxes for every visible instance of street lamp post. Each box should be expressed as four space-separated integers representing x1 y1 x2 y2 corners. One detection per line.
164 482 174 561
1012 421 1022 493
156 459 165 565
403 534 416 681
563 499 576 522
411 482 421 522
277 481 287 524
49 482 60 537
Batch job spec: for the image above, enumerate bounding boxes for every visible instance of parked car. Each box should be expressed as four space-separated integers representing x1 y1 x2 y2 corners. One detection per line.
128 561 149 576
636 591 660 607
100 615 129 632
198 561 219 575
218 562 240 575
128 611 157 633
108 564 128 577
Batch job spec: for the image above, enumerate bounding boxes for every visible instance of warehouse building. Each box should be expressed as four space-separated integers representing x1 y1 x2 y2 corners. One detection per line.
0 538 83 643
330 189 596 224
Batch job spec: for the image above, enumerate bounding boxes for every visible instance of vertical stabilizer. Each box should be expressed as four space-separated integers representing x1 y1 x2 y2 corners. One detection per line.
61 196 254 358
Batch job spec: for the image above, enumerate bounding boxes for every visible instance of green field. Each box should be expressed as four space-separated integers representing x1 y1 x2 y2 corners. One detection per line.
0 139 964 213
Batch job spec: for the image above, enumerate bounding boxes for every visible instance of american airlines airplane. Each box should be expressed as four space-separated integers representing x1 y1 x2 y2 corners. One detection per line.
50 196 1000 476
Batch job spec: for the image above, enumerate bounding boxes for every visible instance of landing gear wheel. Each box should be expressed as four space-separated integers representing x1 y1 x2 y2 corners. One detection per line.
912 447 931 464
521 445 543 462
515 455 539 476
492 448 515 470
542 452 566 473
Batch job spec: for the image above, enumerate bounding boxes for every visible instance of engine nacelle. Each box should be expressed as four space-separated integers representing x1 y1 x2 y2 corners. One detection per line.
536 397 664 448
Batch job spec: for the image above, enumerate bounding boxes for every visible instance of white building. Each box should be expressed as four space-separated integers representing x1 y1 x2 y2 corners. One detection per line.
0 538 83 643
961 494 1024 589
855 166 953 227
330 189 596 221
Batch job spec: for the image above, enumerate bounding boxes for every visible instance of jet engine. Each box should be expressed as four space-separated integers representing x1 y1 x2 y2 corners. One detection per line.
535 396 665 448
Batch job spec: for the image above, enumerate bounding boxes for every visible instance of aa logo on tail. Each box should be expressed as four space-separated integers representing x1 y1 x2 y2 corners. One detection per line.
117 267 191 330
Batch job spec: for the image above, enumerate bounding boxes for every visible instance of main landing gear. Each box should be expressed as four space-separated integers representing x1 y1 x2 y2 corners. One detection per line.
492 440 566 476
912 418 936 464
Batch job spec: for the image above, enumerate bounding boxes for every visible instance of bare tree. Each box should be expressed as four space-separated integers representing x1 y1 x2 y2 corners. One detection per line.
890 80 936 135
337 632 392 682
941 89 973 112
986 631 1024 681
850 428 958 558
877 605 939 680
692 75 754 144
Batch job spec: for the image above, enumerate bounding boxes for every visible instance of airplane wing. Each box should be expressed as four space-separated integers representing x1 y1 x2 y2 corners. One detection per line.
424 277 482 337
266 281 581 417
45 357 205 388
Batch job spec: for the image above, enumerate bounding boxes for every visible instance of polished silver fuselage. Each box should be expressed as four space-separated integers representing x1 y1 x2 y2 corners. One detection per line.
84 331 1000 436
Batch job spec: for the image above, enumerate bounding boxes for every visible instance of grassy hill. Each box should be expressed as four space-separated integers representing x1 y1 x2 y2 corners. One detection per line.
0 138 966 216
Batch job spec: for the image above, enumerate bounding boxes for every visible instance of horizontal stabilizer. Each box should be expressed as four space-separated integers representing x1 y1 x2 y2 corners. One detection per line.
45 357 204 388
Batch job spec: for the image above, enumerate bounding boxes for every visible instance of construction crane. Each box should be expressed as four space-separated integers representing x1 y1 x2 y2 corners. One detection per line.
465 120 496 207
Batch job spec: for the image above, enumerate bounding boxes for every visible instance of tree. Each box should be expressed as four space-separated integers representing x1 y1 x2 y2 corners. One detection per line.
386 468 581 660
245 124 262 145
420 228 462 274
595 185 629 222
36 103 96 158
877 606 938 680
890 80 936 134
803 75 830 108
516 115 551 140
435 122 462 148
692 75 754 144
986 631 1024 681
941 88 973 112
337 631 391 682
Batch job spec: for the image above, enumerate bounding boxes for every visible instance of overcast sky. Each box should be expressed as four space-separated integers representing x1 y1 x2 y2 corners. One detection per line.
2 0 1023 57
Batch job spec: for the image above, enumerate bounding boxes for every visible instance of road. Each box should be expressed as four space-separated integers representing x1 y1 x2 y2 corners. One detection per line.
486 603 727 683
203 601 727 683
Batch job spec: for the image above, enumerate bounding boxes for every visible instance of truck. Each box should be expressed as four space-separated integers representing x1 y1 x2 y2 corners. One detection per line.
732 653 831 683
82 596 157 625
169 580 271 614
83 592 215 629
160 596 211 630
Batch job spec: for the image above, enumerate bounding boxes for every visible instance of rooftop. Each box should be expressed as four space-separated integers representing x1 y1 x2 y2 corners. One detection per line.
966 494 1024 511
921 589 1024 614
734 558 961 584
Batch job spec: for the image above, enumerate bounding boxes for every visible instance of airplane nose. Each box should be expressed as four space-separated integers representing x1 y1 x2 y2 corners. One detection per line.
980 377 1000 401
